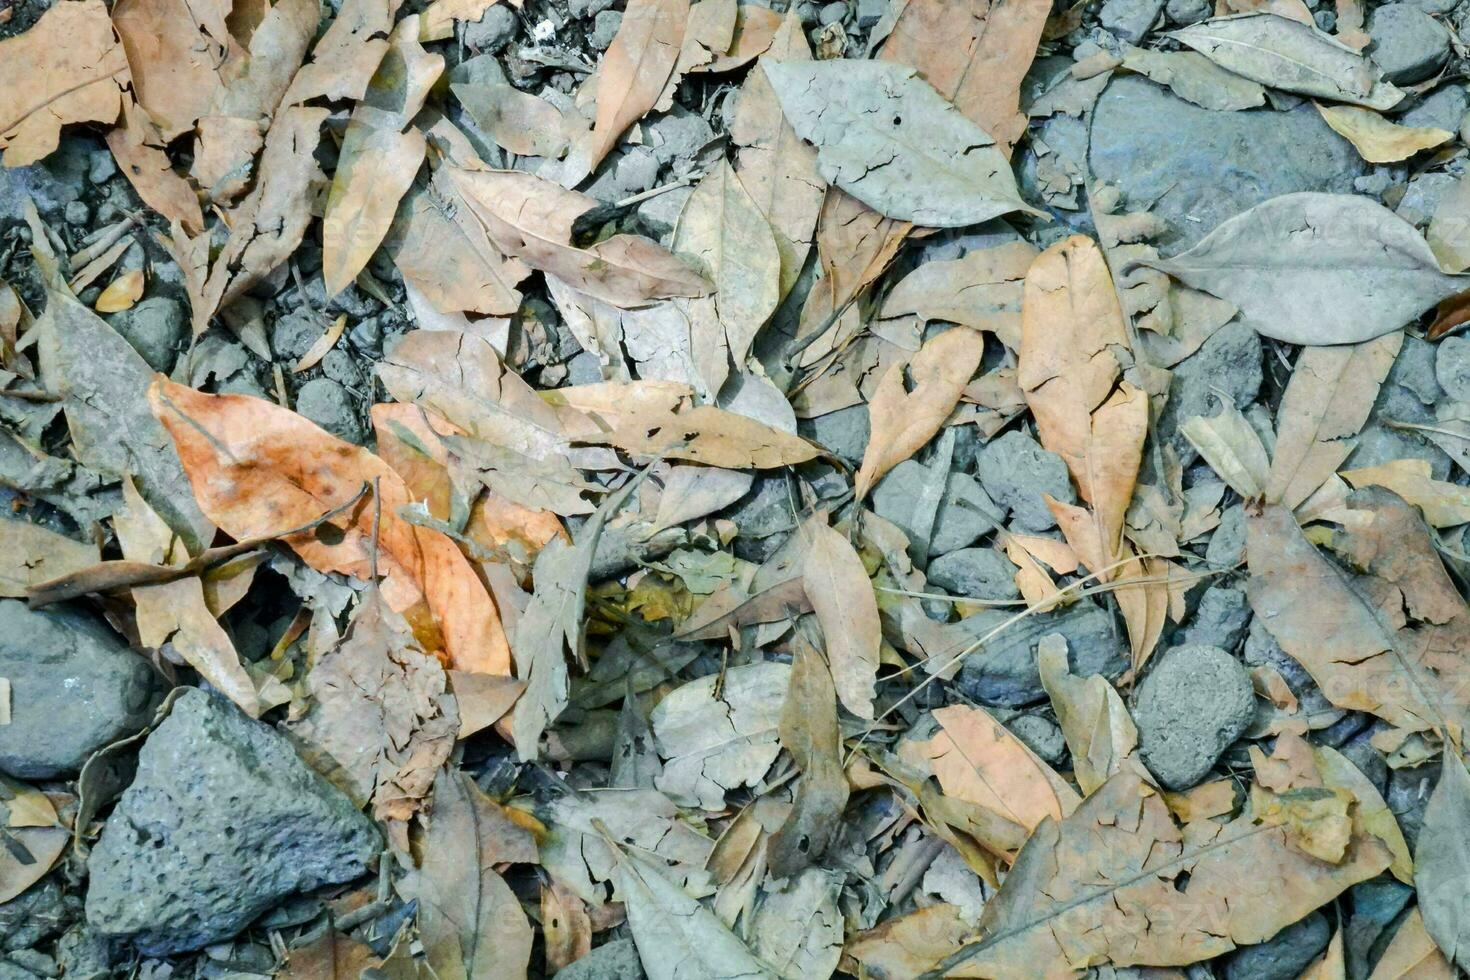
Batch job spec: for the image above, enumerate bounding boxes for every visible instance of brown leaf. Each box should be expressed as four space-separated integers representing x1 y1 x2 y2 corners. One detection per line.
418 769 535 980
794 188 910 358
321 18 441 297
1266 332 1403 510
0 0 129 167
879 240 1037 352
927 769 1390 978
847 905 974 980
1369 909 1455 980
542 878 593 975
768 633 850 878
1246 494 1470 747
110 0 231 140
855 327 986 500
282 0 401 106
290 589 458 824
94 268 144 313
588 403 822 469
447 167 711 308
1038 634 1140 795
799 516 880 719
876 0 1051 156
106 100 205 234
418 0 503 41
564 0 690 182
280 929 381 978
150 378 512 675
0 519 99 598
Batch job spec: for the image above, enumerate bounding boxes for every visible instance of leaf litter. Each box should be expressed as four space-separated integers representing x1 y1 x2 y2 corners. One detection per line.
2 0 1470 976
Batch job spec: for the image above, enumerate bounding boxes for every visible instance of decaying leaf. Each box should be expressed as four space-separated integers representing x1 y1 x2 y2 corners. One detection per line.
1038 634 1139 794
1316 103 1453 164
855 328 985 500
110 0 230 141
588 404 821 469
282 0 401 106
106 99 206 234
1120 45 1267 111
768 636 849 879
799 517 880 720
763 60 1041 227
1170 12 1403 109
151 378 511 675
0 519 100 597
1341 459 1470 527
1181 399 1271 499
927 768 1390 978
652 661 789 810
0 0 129 167
878 241 1037 351
1133 194 1466 345
1416 751 1470 972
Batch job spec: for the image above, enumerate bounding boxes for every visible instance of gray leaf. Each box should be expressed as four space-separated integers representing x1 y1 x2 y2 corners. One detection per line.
761 60 1040 228
1170 12 1403 109
1415 752 1470 972
1131 192 1466 345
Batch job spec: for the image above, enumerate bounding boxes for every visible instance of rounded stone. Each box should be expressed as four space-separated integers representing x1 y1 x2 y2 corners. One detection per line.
295 377 365 444
0 599 163 780
1135 644 1255 790
1435 335 1470 402
1367 4 1450 85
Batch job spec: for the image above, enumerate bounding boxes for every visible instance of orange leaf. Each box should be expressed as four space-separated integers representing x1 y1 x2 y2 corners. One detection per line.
150 378 510 675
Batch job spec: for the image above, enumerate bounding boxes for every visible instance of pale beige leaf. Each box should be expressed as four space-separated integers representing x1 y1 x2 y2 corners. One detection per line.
94 268 144 313
855 328 985 500
880 241 1037 352
283 0 401 106
1369 909 1454 980
1180 400 1271 499
111 0 232 140
1428 174 1470 274
589 404 821 469
136 576 261 716
800 517 880 720
1316 103 1452 163
1038 634 1139 795
0 519 100 598
0 0 128 167
1341 458 1470 527
419 0 502 41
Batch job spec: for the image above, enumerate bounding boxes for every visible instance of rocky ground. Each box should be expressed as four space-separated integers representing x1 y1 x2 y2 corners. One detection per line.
1 0 1470 977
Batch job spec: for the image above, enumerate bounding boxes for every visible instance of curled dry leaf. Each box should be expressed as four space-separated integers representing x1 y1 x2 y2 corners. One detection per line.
854 327 986 500
1120 46 1267 111
94 268 144 313
1170 12 1403 109
150 378 511 675
763 60 1041 227
447 167 712 309
1316 103 1453 164
1132 193 1466 346
0 0 128 168
927 768 1391 979
1038 634 1140 795
1180 399 1271 499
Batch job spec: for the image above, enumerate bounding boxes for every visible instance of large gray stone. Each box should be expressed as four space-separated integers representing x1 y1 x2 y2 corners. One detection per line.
955 601 1125 706
872 460 1001 558
107 297 187 373
1437 336 1470 402
86 689 379 954
1089 76 1363 252
1100 0 1165 42
1224 911 1333 980
1135 644 1254 789
1367 4 1450 85
974 430 1074 533
0 600 162 779
559 938 644 979
927 547 1020 601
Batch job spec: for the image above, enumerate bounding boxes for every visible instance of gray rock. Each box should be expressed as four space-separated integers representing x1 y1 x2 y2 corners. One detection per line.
643 108 714 169
0 600 162 779
873 460 1001 558
0 880 69 952
1165 0 1211 22
856 0 888 28
1367 4 1450 85
955 601 1124 706
1174 585 1250 652
1135 644 1254 789
295 377 365 444
1205 504 1246 568
107 297 187 373
590 10 622 50
974 430 1074 533
927 547 1020 601
635 184 694 241
1089 76 1362 251
558 938 644 979
1436 335 1470 402
1396 171 1457 226
1162 321 1262 454
1005 713 1067 764
798 404 869 467
1100 0 1165 42
569 0 617 17
1339 726 1389 794
86 689 379 954
465 4 518 52
818 1 847 25
1387 762 1438 849
1398 84 1469 133
55 925 113 980
1224 911 1332 980
726 474 798 542
1344 879 1414 979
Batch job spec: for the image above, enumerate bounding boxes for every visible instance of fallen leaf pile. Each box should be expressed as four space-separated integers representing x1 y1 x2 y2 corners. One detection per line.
3 0 1470 976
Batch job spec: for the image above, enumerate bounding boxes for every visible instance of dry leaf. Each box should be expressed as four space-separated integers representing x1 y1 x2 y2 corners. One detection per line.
1180 399 1271 499
1369 909 1455 980
136 575 263 716
150 378 511 675
1415 751 1470 973
0 519 100 598
799 516 880 720
418 768 535 980
1341 459 1470 527
106 100 206 234
768 634 849 878
1120 45 1267 111
763 60 1040 227
1316 103 1452 163
94 268 144 313
878 241 1037 352
1428 174 1470 275
280 930 380 978
1265 332 1401 510
447 167 711 308
0 0 129 167
418 0 502 41
283 0 401 106
1132 194 1465 346
928 768 1390 978
565 0 690 183
110 0 231 140
855 328 985 500
588 404 821 469
1038 634 1140 794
